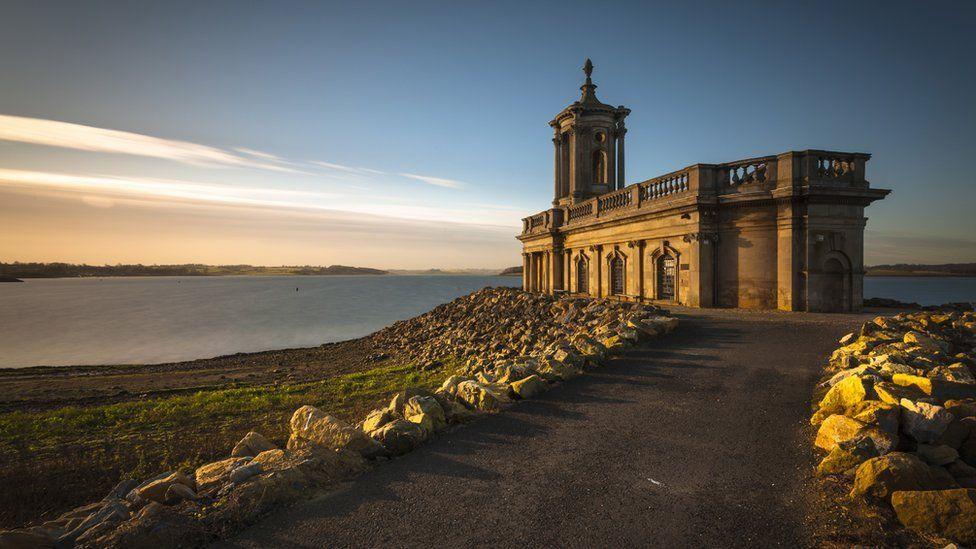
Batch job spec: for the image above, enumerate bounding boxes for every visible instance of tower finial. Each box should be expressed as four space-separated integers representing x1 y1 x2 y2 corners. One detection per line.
580 58 598 102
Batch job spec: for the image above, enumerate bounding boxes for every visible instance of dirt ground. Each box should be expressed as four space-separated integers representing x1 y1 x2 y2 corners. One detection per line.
0 338 380 413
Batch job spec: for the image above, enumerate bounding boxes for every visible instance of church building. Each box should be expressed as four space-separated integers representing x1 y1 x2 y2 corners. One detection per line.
518 60 890 312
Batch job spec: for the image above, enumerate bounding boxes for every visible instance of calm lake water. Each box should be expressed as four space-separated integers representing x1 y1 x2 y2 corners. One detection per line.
0 275 520 369
0 275 972 369
864 276 976 307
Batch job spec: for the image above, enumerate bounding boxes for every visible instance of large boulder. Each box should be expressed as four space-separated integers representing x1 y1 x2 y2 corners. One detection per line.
231 431 276 458
361 408 394 434
900 399 954 444
891 489 976 544
814 415 865 452
195 457 250 493
403 396 446 432
136 471 195 504
389 388 436 418
816 375 870 420
288 405 385 458
454 381 503 412
851 452 951 501
510 375 547 399
370 419 427 456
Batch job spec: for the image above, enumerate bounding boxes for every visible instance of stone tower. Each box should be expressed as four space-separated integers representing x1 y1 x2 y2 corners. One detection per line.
550 59 631 206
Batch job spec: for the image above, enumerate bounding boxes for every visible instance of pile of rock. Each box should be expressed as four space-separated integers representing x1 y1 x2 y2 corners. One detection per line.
0 290 678 548
811 310 976 544
367 287 671 368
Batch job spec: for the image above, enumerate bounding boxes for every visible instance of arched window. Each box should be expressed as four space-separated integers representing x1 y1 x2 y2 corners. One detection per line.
593 150 607 185
657 253 676 300
576 257 588 293
610 256 625 295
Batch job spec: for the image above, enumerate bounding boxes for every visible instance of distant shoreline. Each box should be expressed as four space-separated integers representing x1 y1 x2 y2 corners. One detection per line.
865 272 976 277
0 262 519 279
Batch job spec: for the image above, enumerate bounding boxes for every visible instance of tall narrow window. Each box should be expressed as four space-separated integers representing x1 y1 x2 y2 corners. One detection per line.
610 256 625 295
576 258 588 294
657 254 676 300
593 150 607 185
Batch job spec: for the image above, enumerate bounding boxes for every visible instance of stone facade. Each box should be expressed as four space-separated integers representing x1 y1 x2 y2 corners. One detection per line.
518 60 890 312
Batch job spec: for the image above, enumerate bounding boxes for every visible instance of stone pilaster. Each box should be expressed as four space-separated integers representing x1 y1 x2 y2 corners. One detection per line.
616 126 626 189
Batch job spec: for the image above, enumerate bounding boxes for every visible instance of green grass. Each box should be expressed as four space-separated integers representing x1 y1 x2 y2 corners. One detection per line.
0 358 457 528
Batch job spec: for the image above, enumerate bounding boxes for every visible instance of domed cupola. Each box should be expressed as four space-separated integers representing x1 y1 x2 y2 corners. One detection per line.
549 59 631 205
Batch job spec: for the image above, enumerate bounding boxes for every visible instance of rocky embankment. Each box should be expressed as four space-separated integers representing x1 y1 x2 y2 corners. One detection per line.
0 288 677 548
811 310 976 544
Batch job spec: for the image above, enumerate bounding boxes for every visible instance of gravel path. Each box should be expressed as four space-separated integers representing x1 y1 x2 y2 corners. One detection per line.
219 307 879 548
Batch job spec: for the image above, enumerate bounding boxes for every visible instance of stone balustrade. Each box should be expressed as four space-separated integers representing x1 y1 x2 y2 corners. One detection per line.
520 149 871 234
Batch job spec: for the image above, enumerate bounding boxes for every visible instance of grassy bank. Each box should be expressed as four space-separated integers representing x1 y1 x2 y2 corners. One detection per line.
0 358 455 528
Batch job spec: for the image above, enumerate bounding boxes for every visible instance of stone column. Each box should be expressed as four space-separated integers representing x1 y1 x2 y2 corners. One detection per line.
565 249 572 291
552 133 561 204
616 127 627 189
628 240 645 299
774 152 802 311
551 246 564 292
544 251 551 294
521 253 529 291
591 245 603 298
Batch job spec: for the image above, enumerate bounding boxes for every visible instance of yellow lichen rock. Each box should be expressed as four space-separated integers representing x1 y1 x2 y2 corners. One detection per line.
139 471 196 503
815 375 869 419
194 457 249 492
851 452 946 501
361 408 393 434
454 381 503 412
288 405 385 458
510 375 547 399
403 396 447 432
815 414 866 452
891 489 976 544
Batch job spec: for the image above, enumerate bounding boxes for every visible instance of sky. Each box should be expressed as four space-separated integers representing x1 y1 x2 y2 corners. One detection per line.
1 1 974 269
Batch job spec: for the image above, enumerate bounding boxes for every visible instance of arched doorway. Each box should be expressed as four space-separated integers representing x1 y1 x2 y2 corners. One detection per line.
821 257 848 312
657 254 676 301
576 257 588 294
609 256 624 295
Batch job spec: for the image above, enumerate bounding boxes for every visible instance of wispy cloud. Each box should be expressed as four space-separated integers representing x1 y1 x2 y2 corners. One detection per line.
310 160 364 173
0 168 517 228
234 147 287 162
311 161 467 190
399 172 466 189
0 114 305 174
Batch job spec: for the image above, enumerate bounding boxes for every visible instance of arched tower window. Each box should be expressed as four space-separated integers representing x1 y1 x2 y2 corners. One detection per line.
593 150 607 185
576 257 589 293
609 255 625 295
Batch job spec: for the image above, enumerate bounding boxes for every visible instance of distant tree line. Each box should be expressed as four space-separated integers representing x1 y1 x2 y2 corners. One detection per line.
0 262 387 278
866 263 976 276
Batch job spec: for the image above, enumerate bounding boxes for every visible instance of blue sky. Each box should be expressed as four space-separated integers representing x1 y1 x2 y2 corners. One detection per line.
1 0 973 268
